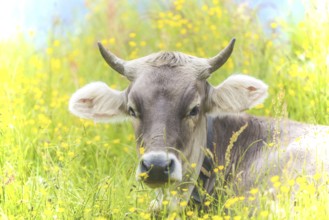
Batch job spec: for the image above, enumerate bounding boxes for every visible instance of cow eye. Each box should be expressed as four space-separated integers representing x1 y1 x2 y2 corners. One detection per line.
188 106 200 117
128 107 137 117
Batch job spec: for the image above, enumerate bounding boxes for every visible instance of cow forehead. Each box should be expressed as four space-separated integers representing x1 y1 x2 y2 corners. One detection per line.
128 67 204 105
125 51 211 109
125 51 211 74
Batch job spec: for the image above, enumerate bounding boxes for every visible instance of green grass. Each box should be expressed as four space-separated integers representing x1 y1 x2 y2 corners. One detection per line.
0 0 329 219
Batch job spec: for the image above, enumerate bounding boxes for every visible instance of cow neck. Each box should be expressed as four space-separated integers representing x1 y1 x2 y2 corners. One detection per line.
190 116 215 204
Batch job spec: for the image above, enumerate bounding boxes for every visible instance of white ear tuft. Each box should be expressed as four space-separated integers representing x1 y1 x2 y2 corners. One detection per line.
69 82 127 122
208 74 268 114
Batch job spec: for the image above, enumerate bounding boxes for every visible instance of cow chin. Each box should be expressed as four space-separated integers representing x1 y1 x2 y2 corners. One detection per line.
142 178 180 189
136 151 182 188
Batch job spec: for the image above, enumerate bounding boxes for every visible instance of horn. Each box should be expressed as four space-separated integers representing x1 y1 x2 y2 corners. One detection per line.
208 38 236 74
97 42 126 76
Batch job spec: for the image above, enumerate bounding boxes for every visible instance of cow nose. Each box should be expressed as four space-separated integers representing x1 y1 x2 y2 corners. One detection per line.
139 157 175 185
136 152 182 187
140 158 174 174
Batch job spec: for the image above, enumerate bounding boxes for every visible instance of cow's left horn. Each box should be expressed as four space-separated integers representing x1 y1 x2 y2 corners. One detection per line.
208 38 236 74
97 42 127 77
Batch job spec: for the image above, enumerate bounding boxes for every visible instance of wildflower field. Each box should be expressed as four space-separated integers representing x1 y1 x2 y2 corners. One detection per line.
1 0 329 219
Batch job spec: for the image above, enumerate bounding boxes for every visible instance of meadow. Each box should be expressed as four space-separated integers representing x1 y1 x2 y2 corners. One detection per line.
0 0 329 219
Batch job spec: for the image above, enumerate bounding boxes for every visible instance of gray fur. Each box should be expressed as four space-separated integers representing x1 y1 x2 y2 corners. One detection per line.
69 42 329 209
202 114 329 197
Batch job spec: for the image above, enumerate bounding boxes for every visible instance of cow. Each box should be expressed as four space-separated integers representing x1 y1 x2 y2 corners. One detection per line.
69 38 329 211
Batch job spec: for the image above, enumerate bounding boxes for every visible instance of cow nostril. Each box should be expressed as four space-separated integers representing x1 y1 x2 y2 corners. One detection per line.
164 159 174 174
141 160 151 172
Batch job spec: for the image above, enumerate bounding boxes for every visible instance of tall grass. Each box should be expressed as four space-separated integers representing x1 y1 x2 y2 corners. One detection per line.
0 0 328 219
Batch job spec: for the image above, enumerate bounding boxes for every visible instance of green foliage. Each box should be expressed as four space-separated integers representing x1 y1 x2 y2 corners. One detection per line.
0 0 328 219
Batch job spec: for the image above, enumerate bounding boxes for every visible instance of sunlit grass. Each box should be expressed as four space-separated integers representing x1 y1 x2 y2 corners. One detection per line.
0 0 328 219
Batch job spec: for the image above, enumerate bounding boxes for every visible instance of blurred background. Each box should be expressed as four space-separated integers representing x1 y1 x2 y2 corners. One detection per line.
0 0 306 47
1 0 326 121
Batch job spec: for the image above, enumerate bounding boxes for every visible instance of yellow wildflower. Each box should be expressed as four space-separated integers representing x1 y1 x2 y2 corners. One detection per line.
280 185 289 193
260 210 269 217
180 201 187 207
224 197 239 208
168 212 177 220
93 135 101 141
129 41 136 47
171 190 177 196
139 147 145 155
139 172 149 180
180 29 187 35
109 38 116 44
248 196 255 201
250 188 258 195
270 175 280 183
273 181 281 188
203 214 209 219
212 215 223 220
57 207 65 213
53 40 60 47
313 173 322 181
270 22 278 29
267 142 275 147
113 139 120 144
238 196 245 201
129 32 136 38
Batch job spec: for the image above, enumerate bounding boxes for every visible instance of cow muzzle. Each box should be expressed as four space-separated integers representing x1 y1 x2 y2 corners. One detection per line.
136 152 182 188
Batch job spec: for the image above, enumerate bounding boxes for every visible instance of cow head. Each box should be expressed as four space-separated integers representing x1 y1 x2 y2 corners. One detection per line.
69 39 268 189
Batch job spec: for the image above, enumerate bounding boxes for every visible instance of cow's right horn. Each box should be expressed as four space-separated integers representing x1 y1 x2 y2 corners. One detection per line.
97 42 129 78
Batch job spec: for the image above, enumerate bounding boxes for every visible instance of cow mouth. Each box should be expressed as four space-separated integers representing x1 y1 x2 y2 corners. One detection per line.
141 177 180 188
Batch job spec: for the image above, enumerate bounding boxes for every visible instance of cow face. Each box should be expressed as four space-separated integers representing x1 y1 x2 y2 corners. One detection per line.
126 67 209 187
69 39 268 188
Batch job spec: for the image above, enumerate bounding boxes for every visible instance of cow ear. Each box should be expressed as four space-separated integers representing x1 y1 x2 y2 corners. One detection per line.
69 82 127 122
207 74 268 114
